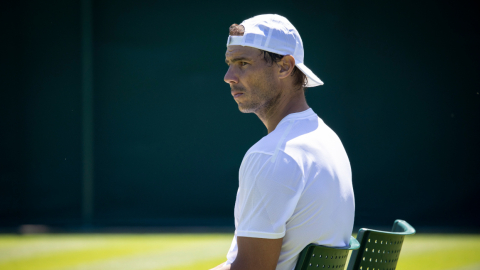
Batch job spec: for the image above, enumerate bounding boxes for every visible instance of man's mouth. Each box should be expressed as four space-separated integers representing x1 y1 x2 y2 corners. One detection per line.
231 85 246 99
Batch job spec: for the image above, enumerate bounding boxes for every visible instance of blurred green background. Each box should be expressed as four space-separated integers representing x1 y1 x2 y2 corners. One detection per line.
1 0 479 232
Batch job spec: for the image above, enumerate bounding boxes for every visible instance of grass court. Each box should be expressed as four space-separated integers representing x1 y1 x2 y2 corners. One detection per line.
0 233 479 270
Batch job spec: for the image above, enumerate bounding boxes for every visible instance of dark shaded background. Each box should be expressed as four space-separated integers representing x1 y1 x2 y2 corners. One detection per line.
1 0 479 231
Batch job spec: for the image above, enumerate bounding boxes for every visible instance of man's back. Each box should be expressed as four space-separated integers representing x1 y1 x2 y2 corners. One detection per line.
226 108 355 270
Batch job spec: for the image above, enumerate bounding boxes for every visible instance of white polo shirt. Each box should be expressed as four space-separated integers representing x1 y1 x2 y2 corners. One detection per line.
225 108 355 270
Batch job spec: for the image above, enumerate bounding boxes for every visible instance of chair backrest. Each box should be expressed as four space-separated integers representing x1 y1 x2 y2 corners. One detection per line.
294 236 360 270
346 219 416 270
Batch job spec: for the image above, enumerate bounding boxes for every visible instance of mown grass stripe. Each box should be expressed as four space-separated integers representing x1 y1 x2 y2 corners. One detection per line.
397 247 480 270
396 235 480 270
1 233 479 270
63 239 230 270
0 234 232 270
0 237 106 262
159 257 227 270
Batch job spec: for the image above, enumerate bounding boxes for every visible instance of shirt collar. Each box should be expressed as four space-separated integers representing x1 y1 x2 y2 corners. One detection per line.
277 108 316 126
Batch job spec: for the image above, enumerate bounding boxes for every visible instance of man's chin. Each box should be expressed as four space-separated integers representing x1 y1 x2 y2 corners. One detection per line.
238 105 256 114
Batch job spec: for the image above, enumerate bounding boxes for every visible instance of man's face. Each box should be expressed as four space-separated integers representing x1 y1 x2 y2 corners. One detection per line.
224 45 280 113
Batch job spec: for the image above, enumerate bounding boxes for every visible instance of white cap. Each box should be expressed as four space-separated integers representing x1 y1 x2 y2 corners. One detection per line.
226 14 323 87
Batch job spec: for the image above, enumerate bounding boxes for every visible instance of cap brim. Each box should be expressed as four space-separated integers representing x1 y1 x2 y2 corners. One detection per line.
296 63 324 87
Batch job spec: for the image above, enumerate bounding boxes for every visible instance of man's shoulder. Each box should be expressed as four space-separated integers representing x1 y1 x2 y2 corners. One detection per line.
246 114 318 155
245 137 277 157
239 148 304 190
241 140 303 179
243 113 324 166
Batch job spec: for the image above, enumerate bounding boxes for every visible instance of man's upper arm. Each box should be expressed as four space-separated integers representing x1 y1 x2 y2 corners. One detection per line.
227 152 303 269
230 236 283 270
237 151 304 238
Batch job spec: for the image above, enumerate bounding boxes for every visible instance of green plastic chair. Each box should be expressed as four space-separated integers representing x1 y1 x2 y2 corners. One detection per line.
294 236 360 270
346 219 416 270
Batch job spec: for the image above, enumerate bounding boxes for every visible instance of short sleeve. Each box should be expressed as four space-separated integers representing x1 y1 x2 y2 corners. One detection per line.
235 151 305 239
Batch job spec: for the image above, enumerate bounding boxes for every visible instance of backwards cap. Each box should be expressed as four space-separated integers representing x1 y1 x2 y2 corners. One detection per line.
226 14 323 87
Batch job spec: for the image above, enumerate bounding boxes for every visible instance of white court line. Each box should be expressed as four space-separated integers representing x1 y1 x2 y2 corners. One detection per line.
0 238 106 262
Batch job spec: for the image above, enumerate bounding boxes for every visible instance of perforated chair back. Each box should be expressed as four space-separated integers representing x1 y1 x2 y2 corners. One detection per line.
294 236 360 270
346 220 416 270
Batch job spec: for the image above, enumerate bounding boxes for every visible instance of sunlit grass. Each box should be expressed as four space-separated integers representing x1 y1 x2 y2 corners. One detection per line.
0 234 231 270
396 234 480 270
0 233 478 270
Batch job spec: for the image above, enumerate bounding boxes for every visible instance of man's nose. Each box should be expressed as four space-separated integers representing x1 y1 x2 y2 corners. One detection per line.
224 66 238 84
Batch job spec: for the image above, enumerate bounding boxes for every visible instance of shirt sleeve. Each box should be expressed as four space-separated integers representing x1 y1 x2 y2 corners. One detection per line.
235 151 305 239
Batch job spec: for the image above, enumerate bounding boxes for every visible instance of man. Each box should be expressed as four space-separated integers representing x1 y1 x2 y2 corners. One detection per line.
212 14 354 270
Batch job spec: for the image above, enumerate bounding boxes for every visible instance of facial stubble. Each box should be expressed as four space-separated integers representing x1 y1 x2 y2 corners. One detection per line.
235 67 280 115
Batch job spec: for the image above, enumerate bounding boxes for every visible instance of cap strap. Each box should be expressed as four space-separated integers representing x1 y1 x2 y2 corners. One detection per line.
226 35 244 47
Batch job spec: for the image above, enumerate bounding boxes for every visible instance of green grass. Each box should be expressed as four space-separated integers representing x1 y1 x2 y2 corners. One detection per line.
396 234 480 270
0 233 479 270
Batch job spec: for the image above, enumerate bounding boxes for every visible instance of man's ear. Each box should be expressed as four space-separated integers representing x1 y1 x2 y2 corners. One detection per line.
278 55 296 79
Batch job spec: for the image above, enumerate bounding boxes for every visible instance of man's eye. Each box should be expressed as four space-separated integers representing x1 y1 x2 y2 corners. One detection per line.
240 62 248 66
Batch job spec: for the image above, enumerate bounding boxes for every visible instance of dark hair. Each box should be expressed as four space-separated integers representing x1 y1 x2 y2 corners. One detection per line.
229 24 307 90
229 24 245 36
261 51 308 90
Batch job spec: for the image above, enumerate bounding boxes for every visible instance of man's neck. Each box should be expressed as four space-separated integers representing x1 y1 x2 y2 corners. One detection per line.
255 88 309 133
